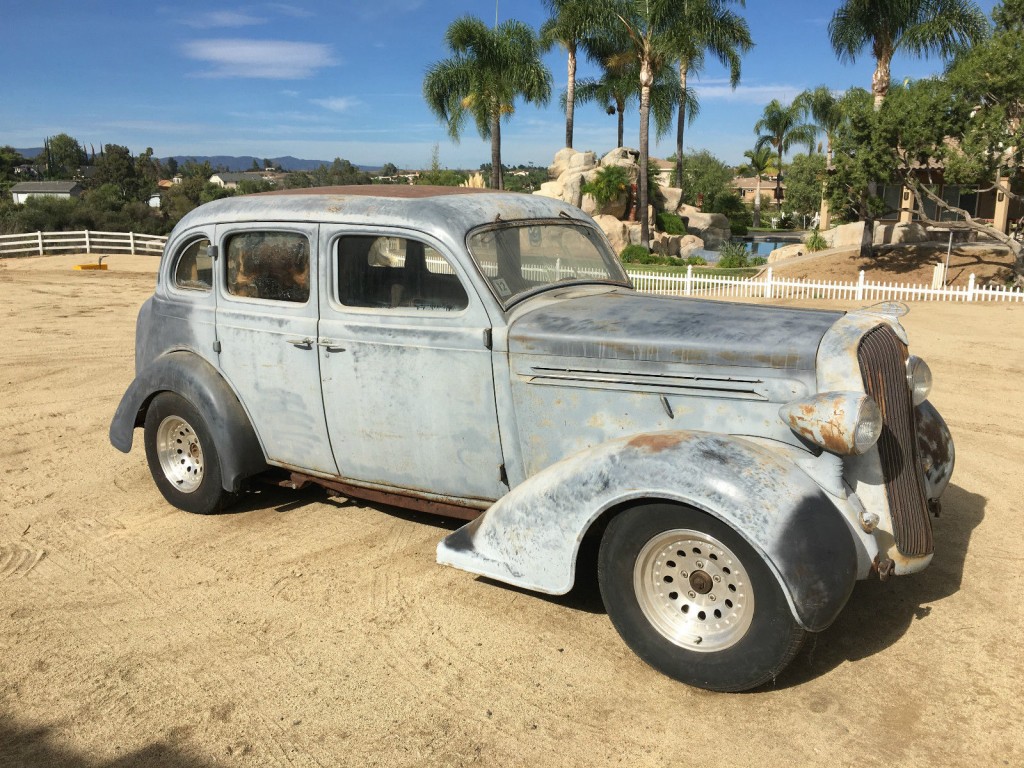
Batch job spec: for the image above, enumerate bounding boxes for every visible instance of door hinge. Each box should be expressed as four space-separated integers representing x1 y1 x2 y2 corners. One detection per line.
212 340 222 354
483 328 493 350
207 244 219 260
499 463 509 487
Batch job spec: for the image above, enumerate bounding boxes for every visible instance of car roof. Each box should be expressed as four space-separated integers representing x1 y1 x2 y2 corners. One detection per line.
171 185 589 243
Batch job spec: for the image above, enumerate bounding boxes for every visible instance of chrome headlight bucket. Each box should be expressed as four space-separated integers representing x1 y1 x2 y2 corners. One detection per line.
907 355 932 406
780 391 883 456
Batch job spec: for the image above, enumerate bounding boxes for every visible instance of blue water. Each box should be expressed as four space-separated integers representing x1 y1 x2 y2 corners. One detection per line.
746 237 801 255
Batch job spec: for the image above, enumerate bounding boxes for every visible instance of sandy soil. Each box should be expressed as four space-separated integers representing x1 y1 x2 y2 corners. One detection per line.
770 241 1018 288
2 253 1022 767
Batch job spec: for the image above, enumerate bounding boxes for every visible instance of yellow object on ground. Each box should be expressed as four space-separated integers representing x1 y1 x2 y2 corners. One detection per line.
74 263 108 270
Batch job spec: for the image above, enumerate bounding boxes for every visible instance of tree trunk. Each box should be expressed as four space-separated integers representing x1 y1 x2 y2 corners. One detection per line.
675 62 689 187
753 175 762 228
638 54 653 248
872 53 892 111
566 44 577 149
491 112 502 189
616 99 625 149
776 150 784 208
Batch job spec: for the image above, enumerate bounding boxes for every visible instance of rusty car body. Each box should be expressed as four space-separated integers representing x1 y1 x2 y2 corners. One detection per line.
110 186 955 691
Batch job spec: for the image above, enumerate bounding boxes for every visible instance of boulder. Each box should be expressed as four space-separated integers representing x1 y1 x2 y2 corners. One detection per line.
679 204 730 249
594 214 628 254
536 180 564 200
599 147 640 169
566 151 598 173
873 221 929 245
561 172 584 208
678 235 705 259
822 221 870 252
655 186 683 213
549 148 579 179
767 243 805 263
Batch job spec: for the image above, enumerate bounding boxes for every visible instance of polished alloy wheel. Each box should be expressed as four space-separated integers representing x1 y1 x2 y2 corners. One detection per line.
155 415 204 493
633 528 755 652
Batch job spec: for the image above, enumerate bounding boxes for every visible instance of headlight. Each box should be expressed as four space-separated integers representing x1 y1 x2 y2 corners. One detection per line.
779 391 883 456
907 355 932 406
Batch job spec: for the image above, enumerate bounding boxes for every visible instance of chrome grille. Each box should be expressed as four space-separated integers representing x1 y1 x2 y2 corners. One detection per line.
858 325 933 557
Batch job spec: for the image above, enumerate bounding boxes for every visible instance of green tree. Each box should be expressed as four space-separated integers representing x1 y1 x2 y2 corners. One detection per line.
92 144 146 201
0 146 27 181
676 149 734 209
380 162 400 176
739 145 776 227
415 144 468 187
423 16 552 190
540 0 605 148
754 99 816 210
828 0 988 109
44 133 87 179
662 0 752 188
781 153 827 222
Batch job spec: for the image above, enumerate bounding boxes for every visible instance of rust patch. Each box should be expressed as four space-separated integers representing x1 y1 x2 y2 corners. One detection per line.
627 433 685 453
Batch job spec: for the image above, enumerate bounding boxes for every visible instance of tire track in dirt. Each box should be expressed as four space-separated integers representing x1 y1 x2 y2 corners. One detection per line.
0 543 46 578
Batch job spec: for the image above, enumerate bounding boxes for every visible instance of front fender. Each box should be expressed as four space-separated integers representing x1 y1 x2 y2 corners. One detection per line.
438 431 858 632
109 351 267 492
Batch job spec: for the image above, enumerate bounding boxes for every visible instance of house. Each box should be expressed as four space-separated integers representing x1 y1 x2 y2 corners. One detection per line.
732 176 784 205
10 181 83 204
209 171 274 189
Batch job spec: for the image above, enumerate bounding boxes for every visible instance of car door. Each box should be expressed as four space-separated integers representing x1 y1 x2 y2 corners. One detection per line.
317 228 505 502
214 223 338 475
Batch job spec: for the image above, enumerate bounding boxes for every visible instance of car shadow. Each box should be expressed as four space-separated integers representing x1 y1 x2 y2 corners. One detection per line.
0 714 221 768
776 482 985 689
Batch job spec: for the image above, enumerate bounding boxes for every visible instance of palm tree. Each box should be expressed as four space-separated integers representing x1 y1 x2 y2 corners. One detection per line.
572 51 685 150
423 16 552 189
793 86 843 163
663 0 753 188
740 146 776 228
540 0 605 149
754 99 816 210
828 0 989 110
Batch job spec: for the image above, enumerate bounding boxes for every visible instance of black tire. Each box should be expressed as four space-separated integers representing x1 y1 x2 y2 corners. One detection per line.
143 392 233 515
598 503 805 692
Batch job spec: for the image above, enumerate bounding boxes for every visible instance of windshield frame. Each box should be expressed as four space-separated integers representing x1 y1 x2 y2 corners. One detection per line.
464 218 631 310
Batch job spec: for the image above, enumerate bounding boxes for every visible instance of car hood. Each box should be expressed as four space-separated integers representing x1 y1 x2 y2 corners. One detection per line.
507 290 843 371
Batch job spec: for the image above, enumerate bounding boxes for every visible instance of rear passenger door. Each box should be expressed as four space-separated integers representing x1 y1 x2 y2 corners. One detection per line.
317 228 506 502
214 224 338 475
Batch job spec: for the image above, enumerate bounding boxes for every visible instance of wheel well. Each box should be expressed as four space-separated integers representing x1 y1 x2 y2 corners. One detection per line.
578 497 699 578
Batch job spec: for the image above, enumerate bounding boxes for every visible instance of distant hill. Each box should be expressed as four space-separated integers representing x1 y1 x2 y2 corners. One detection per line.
12 148 375 173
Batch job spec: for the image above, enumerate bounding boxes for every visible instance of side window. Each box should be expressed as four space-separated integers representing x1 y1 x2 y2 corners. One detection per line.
173 237 213 291
226 231 310 303
336 236 469 312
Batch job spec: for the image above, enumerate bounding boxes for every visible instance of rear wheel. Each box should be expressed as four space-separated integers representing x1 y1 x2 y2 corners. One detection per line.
599 503 805 692
144 392 232 514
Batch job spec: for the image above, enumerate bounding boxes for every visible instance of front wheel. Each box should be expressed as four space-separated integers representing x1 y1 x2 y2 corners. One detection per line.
598 504 805 692
144 392 233 514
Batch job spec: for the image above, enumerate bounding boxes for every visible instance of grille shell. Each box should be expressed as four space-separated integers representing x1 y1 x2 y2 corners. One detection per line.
857 325 933 556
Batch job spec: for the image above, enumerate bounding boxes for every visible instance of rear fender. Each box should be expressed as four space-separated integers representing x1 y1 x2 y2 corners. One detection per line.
438 431 858 631
109 351 267 492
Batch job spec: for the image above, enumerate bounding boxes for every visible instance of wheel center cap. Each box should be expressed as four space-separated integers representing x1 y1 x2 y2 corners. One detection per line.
689 570 713 594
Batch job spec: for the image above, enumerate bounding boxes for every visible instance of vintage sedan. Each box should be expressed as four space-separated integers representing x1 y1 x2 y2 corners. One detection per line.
110 186 955 691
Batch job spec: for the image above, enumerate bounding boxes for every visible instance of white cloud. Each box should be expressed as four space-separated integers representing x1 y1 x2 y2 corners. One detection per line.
311 97 361 113
697 83 806 104
181 11 266 28
182 39 337 79
264 3 315 18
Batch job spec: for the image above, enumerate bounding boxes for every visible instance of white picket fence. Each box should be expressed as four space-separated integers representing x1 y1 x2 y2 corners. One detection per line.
0 229 168 257
2 230 1020 304
627 265 1024 304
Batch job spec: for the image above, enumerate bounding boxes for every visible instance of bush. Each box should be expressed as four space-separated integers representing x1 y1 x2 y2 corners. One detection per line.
751 256 767 266
715 241 751 269
682 255 707 266
620 244 651 263
729 220 748 237
656 212 688 234
583 165 630 206
805 227 828 252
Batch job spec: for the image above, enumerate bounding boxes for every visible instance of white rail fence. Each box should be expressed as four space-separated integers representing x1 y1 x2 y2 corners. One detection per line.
0 229 168 257
627 265 1024 304
2 231 1020 304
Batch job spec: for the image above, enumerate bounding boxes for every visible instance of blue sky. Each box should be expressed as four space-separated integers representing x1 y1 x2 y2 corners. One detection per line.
0 0 999 170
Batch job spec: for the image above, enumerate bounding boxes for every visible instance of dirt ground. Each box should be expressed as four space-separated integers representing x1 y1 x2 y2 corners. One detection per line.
770 241 1018 288
2 253 1022 768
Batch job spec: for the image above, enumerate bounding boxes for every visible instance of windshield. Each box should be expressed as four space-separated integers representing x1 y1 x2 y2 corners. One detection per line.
466 221 629 308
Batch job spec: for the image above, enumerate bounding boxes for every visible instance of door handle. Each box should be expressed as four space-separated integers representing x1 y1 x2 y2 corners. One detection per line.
318 339 346 352
286 337 314 348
